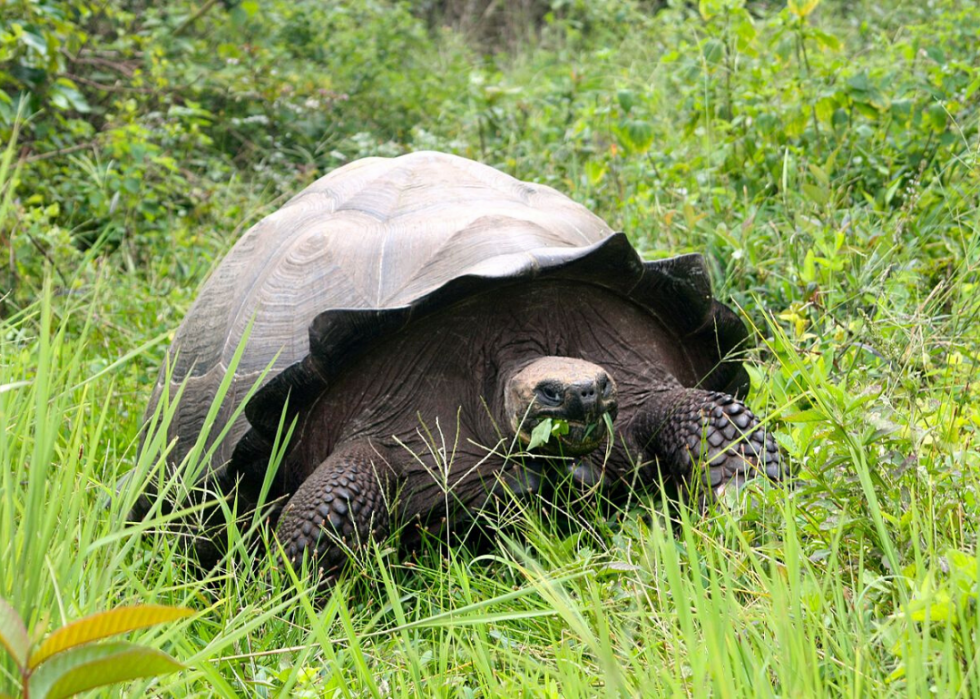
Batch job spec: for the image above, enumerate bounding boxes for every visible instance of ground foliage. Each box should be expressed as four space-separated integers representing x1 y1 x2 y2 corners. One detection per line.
2 0 980 695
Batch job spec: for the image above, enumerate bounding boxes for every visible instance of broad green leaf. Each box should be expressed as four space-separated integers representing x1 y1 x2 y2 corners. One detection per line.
699 0 725 20
847 72 871 93
230 6 249 25
884 177 903 206
733 17 758 53
585 160 607 186
890 99 913 122
702 38 725 64
926 103 947 131
965 75 980 100
0 597 29 668
527 418 554 451
28 642 183 699
20 31 48 57
50 81 91 114
782 408 826 423
812 28 841 51
946 549 977 582
616 89 634 114
801 249 816 282
618 119 654 154
808 163 829 185
802 183 829 205
905 592 953 622
30 606 192 668
854 101 882 119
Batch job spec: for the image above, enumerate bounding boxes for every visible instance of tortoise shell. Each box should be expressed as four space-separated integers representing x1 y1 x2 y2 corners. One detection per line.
145 151 747 490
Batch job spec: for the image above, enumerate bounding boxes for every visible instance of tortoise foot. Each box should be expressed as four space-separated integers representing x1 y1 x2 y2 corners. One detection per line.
632 388 784 494
277 442 389 578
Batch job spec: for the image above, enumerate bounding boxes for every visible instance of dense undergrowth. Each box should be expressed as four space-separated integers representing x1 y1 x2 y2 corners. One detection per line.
2 0 980 696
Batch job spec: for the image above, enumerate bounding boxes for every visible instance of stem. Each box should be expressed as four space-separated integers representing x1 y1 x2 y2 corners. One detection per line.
724 9 734 122
796 20 823 149
24 140 99 163
800 32 822 142
173 0 221 37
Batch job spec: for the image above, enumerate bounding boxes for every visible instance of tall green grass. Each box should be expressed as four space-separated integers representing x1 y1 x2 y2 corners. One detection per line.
3 232 978 696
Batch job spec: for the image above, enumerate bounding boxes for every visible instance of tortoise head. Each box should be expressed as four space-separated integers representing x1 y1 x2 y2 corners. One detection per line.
503 357 619 457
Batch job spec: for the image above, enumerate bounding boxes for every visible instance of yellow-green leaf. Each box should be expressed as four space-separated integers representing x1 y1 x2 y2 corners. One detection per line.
28 642 184 699
30 605 192 668
699 0 724 20
783 409 826 423
0 597 29 668
585 160 607 186
683 203 707 230
812 28 842 51
788 0 821 17
946 549 977 581
801 249 816 282
808 163 830 185
885 663 907 683
904 591 954 623
965 75 980 100
802 183 829 205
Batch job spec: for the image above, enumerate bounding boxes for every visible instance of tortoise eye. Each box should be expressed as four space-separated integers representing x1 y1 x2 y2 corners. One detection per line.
535 383 563 406
599 374 612 398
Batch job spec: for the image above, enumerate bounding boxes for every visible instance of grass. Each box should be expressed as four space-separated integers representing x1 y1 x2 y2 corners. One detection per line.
3 0 980 696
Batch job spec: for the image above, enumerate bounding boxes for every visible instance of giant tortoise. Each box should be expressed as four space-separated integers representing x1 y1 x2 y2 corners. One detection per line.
129 151 782 574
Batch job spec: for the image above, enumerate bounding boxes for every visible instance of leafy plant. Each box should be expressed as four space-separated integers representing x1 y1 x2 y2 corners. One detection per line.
0 600 191 699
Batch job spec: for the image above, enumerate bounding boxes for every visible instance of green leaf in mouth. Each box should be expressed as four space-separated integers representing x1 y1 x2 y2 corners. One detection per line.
527 418 570 450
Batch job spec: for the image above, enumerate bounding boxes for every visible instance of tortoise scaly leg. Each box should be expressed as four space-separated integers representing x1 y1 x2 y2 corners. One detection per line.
277 441 390 579
629 387 783 496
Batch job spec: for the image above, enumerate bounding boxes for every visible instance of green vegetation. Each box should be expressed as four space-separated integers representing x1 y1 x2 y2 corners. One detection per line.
0 600 190 699
2 0 979 695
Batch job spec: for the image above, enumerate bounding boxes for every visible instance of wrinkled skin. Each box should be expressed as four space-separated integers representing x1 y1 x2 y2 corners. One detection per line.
225 280 783 576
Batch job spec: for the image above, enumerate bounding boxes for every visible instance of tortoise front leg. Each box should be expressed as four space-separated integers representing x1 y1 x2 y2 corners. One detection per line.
628 387 783 495
276 441 390 578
